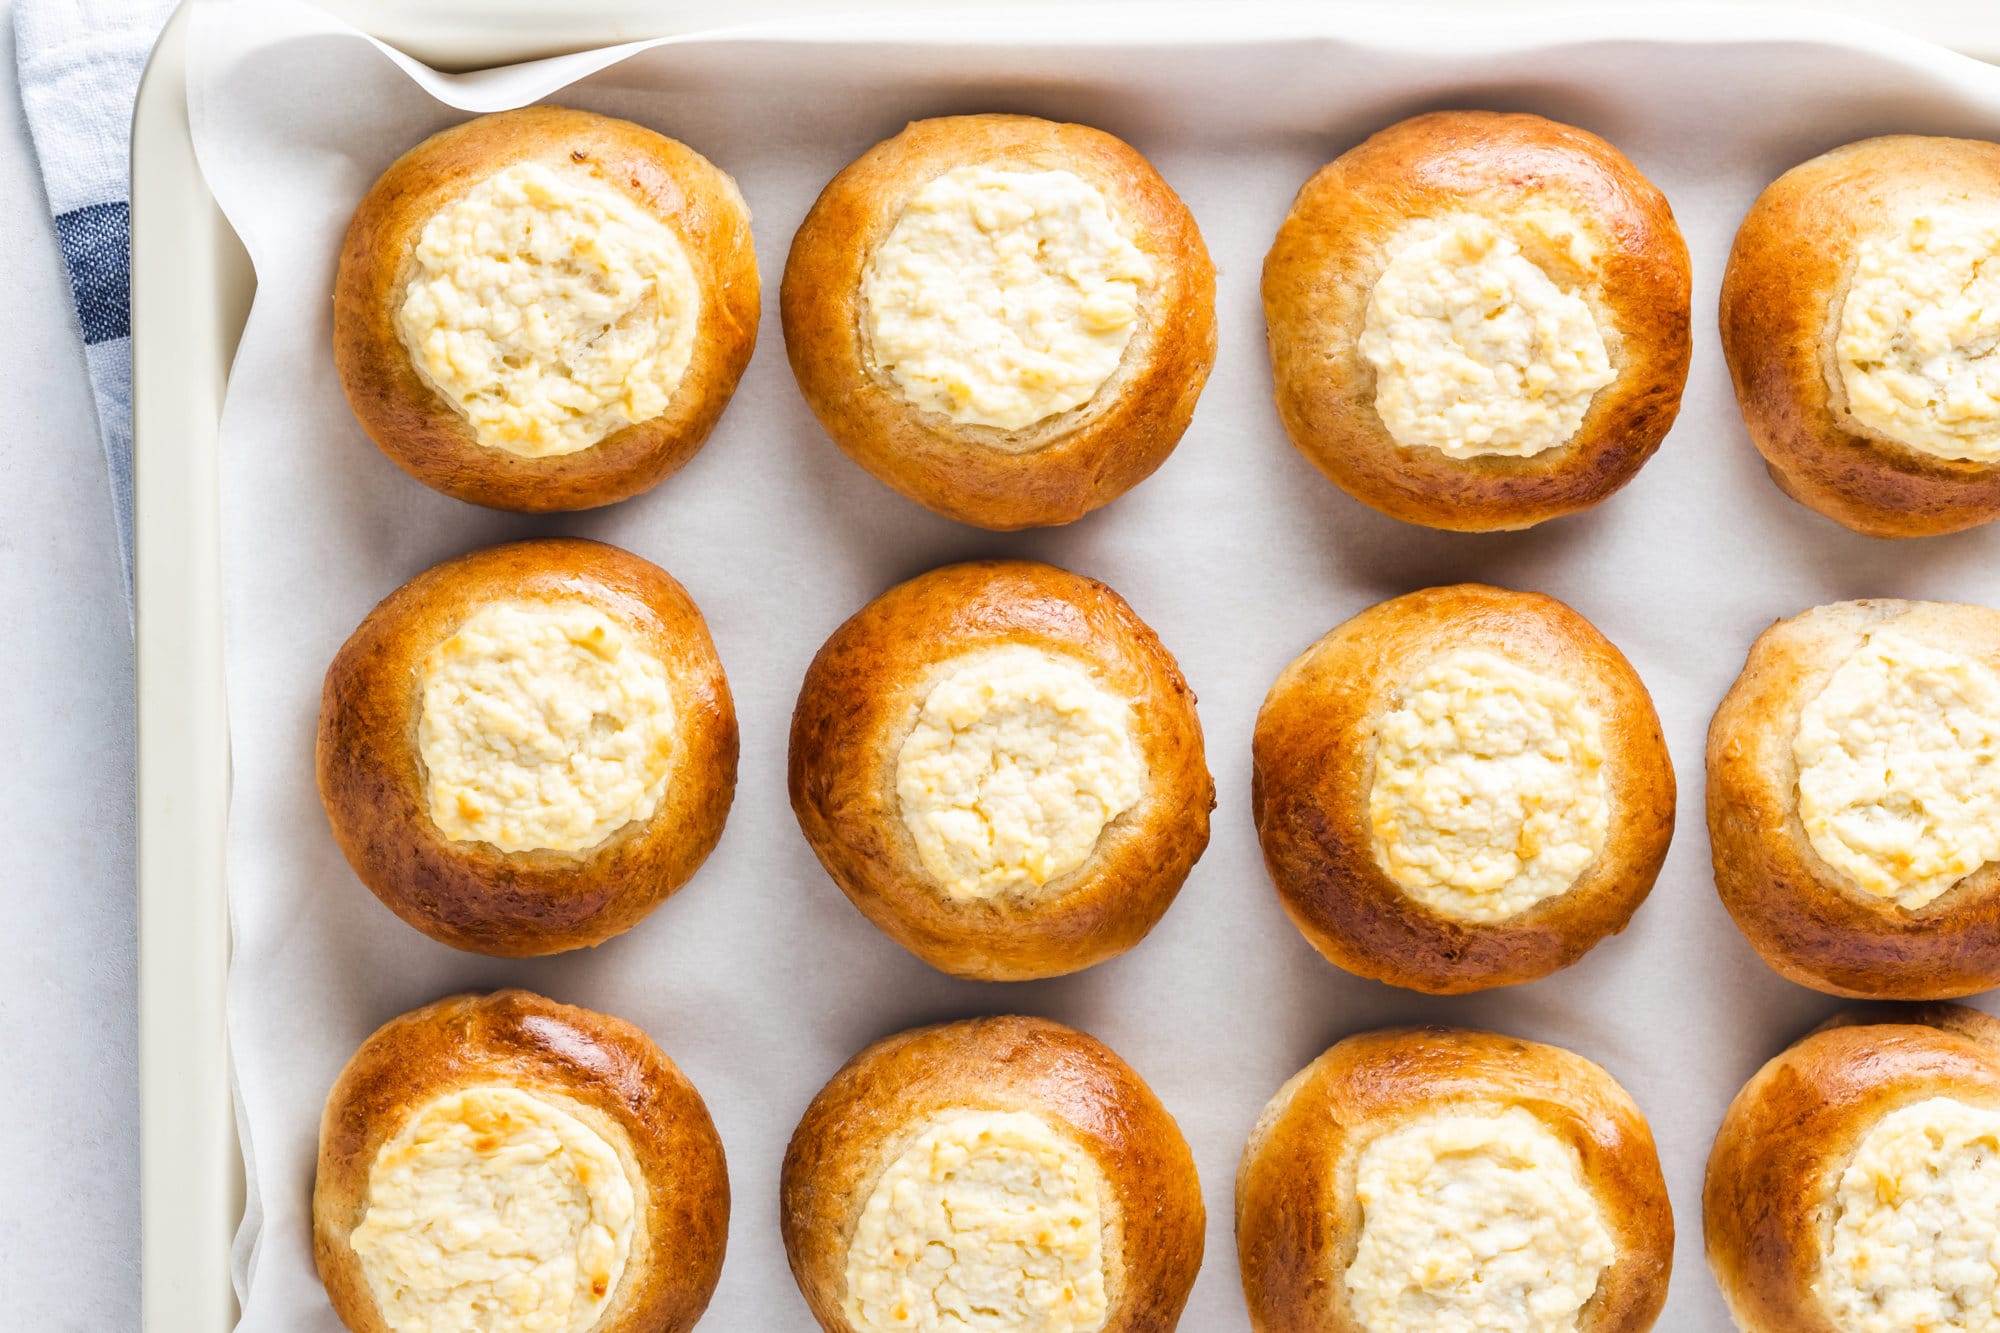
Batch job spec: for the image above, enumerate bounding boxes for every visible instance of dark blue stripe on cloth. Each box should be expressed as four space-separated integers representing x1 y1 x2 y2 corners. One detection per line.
54 201 131 346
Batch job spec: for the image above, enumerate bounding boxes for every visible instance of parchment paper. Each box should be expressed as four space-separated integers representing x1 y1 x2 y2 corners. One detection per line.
186 3 2000 1326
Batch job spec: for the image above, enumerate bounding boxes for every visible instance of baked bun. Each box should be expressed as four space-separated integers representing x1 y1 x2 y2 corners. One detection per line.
781 113 1216 529
1252 584 1674 994
314 989 728 1333
334 106 759 512
1238 1026 1672 1333
1708 597 2000 998
788 559 1212 980
317 538 736 956
1263 110 1691 531
1705 1005 2000 1332
780 1015 1204 1332
1720 136 2000 537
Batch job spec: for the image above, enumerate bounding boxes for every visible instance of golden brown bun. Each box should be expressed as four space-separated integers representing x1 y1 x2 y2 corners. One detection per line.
314 989 728 1333
780 1015 1205 1331
334 106 760 512
1251 584 1675 994
1704 1006 2000 1332
1262 110 1692 531
788 559 1213 980
1237 1026 1673 1333
316 538 736 956
1720 135 2000 538
780 113 1216 529
1708 597 2000 997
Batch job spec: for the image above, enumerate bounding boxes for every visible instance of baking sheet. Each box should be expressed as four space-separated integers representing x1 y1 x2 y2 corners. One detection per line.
186 2 2000 1327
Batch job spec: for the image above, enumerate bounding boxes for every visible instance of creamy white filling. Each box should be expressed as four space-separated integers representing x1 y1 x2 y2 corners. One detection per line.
398 161 701 458
860 165 1154 436
1794 627 2000 909
843 1109 1109 1333
1837 209 2000 463
895 646 1147 900
1360 215 1614 459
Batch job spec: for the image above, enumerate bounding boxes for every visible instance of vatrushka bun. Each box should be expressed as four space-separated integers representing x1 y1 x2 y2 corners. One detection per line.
1706 1006 2000 1333
781 114 1216 529
1721 136 2000 537
1252 585 1675 994
788 560 1213 981
780 1015 1205 1333
313 990 728 1333
1708 597 2000 998
1237 1027 1673 1333
316 539 736 956
334 106 759 512
1263 111 1692 531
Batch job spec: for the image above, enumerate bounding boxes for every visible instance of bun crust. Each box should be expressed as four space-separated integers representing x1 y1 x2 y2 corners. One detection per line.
781 113 1216 529
1707 598 2000 997
1262 110 1691 531
1236 1026 1673 1333
788 560 1212 980
1251 584 1675 993
1719 135 2000 537
1704 1006 2000 1333
779 1014 1205 1332
316 538 737 956
313 989 729 1333
334 106 760 512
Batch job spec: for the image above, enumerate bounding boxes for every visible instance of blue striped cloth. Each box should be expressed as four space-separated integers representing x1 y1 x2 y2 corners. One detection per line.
15 0 178 618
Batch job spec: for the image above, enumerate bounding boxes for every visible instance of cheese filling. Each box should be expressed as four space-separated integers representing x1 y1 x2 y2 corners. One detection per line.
860 165 1155 436
1837 210 2000 462
1345 1107 1615 1333
1823 1097 2000 1333
1359 215 1615 459
843 1110 1109 1333
397 160 701 458
417 601 676 854
1368 650 1608 921
894 646 1147 900
1794 627 2000 909
349 1085 637 1333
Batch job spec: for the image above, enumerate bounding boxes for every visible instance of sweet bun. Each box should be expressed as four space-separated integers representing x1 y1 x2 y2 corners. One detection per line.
1263 110 1691 531
788 559 1212 980
334 105 759 511
780 1014 1204 1332
1708 597 2000 997
781 113 1216 529
1237 1026 1672 1333
314 989 728 1333
1720 135 2000 537
1705 1006 2000 1332
317 538 736 955
1252 584 1674 994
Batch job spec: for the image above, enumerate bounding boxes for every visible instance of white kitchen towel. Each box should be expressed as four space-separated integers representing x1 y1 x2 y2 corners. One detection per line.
15 0 178 617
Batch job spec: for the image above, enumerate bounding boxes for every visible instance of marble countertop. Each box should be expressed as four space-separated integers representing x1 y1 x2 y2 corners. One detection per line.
5 2 2000 1328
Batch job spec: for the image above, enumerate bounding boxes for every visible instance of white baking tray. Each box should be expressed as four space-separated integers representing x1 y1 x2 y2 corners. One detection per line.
131 3 2000 1331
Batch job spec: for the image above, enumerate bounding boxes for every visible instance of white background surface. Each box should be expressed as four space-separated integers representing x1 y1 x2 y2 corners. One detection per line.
7 2 2000 1331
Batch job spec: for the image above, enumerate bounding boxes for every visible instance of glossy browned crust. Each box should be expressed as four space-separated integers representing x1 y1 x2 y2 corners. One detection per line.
780 114 1216 530
1251 584 1675 994
314 990 729 1333
1707 597 2000 997
333 105 760 512
1719 135 2000 538
788 559 1213 980
1703 1006 2000 1333
316 538 737 956
1262 110 1691 531
780 1015 1205 1331
1237 1026 1673 1333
